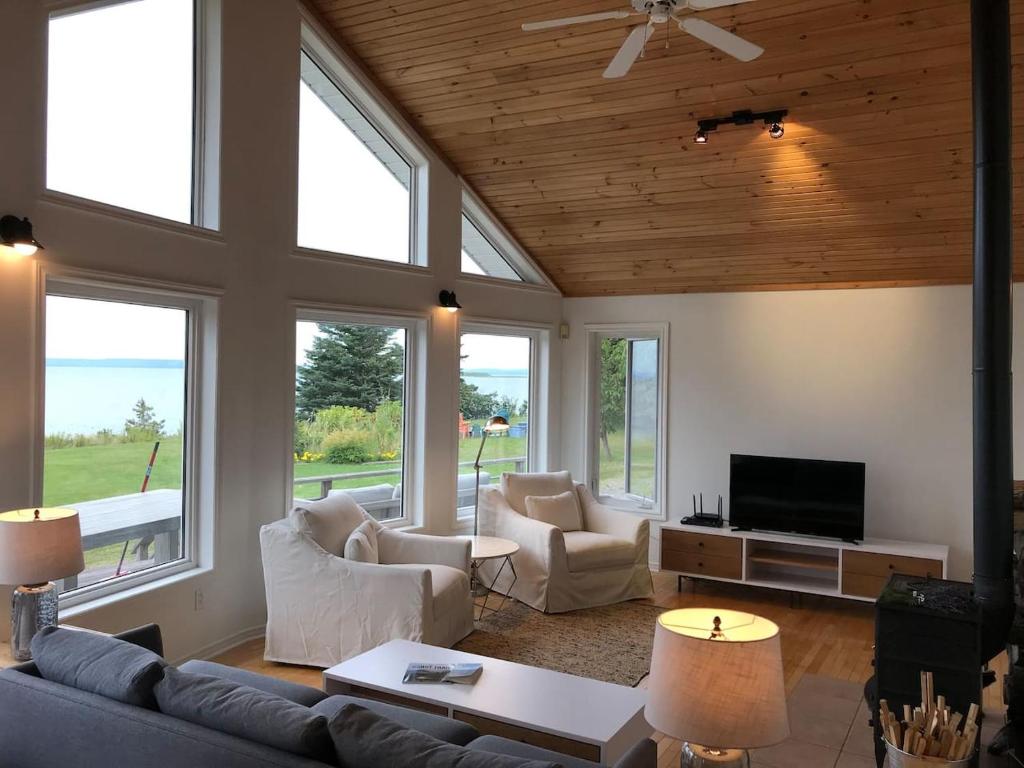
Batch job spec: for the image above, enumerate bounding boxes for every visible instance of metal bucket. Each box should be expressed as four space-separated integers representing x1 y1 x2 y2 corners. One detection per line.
883 740 973 768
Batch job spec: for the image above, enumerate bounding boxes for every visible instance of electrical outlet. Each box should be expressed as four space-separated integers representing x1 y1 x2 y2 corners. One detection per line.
194 589 205 612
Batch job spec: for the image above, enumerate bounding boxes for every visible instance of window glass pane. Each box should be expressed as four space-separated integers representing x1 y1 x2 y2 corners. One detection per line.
626 339 659 504
294 321 407 520
47 0 194 222
597 336 660 505
44 295 189 593
461 214 522 281
458 333 531 518
597 338 628 498
298 53 411 263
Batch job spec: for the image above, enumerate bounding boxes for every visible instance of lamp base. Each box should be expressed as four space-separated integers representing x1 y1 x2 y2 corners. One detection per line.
11 583 58 662
680 744 749 768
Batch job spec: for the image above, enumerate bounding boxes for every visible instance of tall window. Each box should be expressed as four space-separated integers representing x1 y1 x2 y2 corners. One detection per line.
44 286 194 595
298 51 413 263
294 318 409 521
458 331 533 519
47 0 196 223
461 214 523 282
591 330 664 512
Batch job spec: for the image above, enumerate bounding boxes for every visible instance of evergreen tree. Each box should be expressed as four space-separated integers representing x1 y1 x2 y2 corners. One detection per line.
297 324 404 418
124 398 165 439
599 338 627 458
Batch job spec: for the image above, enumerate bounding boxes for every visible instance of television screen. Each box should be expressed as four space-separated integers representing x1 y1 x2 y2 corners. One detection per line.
729 454 865 541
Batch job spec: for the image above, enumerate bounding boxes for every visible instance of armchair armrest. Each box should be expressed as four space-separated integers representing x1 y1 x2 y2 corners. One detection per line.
378 529 471 574
478 488 566 567
576 484 649 547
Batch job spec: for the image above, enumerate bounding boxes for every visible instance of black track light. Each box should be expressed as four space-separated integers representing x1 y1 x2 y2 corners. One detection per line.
768 120 785 139
692 109 788 144
693 128 709 144
438 290 462 314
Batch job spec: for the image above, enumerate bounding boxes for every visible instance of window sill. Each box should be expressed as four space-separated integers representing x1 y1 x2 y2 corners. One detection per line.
292 246 432 275
60 563 210 620
596 497 666 521
40 191 224 243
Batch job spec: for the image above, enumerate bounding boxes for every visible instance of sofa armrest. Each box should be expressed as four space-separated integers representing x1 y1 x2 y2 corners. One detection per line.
478 487 565 566
577 484 649 547
177 660 327 706
377 529 471 574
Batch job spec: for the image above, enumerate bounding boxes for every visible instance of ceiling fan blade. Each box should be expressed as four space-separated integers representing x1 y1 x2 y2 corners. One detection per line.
680 17 764 61
602 23 655 79
687 0 756 10
522 10 631 31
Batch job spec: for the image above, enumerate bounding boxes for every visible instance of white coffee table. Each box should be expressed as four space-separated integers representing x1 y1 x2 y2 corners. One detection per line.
323 639 651 765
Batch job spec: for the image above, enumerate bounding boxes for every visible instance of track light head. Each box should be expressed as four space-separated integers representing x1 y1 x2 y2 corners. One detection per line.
693 128 709 144
768 120 785 139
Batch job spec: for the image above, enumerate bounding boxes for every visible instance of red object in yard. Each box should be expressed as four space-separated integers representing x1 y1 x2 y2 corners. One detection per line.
458 414 472 439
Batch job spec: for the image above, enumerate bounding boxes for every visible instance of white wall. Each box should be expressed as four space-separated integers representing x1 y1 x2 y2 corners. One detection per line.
0 0 561 659
560 286 1024 581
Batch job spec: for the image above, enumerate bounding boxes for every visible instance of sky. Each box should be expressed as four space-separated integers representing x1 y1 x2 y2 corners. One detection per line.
47 296 187 360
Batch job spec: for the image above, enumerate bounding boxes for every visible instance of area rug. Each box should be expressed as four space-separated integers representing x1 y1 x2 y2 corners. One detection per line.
454 600 664 687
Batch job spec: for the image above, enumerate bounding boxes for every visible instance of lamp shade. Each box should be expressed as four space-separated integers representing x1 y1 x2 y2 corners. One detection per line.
645 608 789 750
0 508 85 586
484 415 510 433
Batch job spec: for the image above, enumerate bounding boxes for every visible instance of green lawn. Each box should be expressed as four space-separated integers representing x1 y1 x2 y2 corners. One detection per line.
597 431 657 501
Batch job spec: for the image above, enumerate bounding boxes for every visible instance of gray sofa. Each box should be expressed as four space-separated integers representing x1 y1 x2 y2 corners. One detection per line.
0 625 656 768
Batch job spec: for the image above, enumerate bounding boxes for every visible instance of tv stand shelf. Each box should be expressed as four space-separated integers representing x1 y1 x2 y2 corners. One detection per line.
659 525 948 603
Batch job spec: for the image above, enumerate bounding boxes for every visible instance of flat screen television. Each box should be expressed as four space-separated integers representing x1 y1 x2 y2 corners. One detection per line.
729 454 865 541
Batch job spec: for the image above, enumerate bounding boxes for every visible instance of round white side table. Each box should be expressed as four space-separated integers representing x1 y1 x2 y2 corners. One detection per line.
456 535 519 618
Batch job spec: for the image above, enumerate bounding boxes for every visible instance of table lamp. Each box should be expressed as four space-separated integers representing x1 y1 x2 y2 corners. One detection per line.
645 608 789 768
0 508 85 661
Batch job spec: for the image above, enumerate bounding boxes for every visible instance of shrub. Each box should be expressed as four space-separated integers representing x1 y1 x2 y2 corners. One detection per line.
323 429 374 464
372 400 403 457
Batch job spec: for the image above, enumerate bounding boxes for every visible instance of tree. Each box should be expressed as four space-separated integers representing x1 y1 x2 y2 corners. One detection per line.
124 398 164 440
599 338 627 458
459 379 500 420
297 324 404 418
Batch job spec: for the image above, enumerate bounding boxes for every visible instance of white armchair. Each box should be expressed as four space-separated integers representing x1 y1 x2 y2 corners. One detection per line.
478 471 653 614
260 493 474 667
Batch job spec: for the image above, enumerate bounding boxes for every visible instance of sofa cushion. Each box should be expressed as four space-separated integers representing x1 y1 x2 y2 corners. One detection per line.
563 531 636 572
525 491 583 532
344 520 379 563
154 667 332 761
470 736 657 768
291 493 368 556
501 471 574 515
178 660 328 707
312 694 478 746
31 626 167 709
326 703 559 768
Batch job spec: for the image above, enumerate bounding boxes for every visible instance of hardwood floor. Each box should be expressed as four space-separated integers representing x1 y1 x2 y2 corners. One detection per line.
214 571 879 765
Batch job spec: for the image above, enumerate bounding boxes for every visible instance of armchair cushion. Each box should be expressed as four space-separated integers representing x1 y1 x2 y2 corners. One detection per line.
291 493 368 556
563 531 636 573
525 490 583 532
344 520 379 563
501 471 574 514
392 564 470 619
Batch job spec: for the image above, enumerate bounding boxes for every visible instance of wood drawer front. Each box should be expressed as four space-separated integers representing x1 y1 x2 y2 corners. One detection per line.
662 530 740 559
843 551 943 580
661 550 742 580
842 572 890 599
453 711 601 763
342 684 449 717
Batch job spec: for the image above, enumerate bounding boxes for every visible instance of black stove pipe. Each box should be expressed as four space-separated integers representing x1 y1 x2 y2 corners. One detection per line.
971 0 1015 663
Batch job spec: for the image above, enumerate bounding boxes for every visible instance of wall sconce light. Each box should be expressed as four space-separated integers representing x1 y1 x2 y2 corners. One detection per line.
0 216 44 257
438 290 462 314
692 109 788 145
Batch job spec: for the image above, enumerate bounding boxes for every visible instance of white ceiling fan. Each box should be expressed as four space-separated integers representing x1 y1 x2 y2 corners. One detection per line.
522 0 763 79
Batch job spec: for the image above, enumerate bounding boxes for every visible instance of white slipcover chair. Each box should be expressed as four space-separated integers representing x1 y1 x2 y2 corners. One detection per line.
260 493 474 667
477 471 654 614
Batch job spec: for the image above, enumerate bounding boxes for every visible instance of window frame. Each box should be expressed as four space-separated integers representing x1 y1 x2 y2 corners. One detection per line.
583 323 669 520
455 321 543 524
44 0 222 231
290 306 424 528
459 187 553 287
296 24 428 268
36 269 218 609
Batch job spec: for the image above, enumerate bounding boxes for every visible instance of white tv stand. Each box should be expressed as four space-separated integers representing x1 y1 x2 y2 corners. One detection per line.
659 524 948 603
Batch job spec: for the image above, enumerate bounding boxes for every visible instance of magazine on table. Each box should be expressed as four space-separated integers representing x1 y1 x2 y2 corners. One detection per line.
403 662 483 685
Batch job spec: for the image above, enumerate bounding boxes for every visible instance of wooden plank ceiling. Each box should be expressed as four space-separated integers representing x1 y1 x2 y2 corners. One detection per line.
309 0 1024 296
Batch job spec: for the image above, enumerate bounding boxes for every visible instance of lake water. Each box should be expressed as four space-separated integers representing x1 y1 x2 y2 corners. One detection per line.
45 363 530 435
